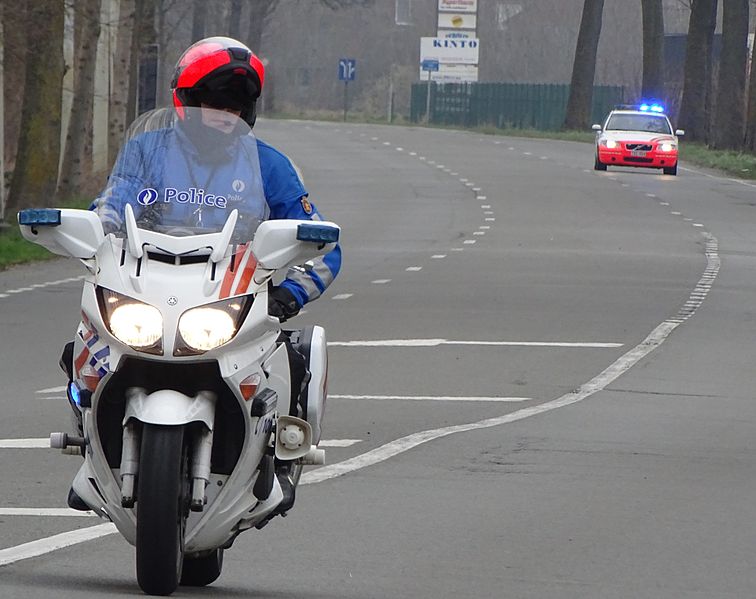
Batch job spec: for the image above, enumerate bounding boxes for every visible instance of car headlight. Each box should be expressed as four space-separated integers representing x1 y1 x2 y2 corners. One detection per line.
98 288 163 354
660 142 676 152
175 297 252 355
601 139 618 149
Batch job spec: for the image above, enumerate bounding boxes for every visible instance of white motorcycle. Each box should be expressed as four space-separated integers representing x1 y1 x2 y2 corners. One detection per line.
18 108 338 596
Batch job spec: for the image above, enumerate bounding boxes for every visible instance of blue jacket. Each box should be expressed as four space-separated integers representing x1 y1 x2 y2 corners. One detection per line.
91 127 341 307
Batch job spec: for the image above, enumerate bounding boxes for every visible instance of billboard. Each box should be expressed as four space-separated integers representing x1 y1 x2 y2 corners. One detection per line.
419 64 479 83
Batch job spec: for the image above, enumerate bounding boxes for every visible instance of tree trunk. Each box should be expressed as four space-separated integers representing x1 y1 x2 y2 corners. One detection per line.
564 0 605 130
678 0 718 142
641 0 665 103
127 0 157 123
745 26 756 150
246 1 277 52
228 0 243 39
711 0 749 150
109 0 136 166
191 0 207 42
58 0 102 201
6 0 65 214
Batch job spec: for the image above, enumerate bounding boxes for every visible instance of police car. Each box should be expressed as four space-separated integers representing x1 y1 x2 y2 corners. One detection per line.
592 104 684 176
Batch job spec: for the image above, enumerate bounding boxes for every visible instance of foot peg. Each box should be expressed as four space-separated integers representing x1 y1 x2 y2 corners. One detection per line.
50 432 85 453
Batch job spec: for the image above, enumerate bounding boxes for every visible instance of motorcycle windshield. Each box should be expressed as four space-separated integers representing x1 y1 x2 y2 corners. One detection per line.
104 106 268 240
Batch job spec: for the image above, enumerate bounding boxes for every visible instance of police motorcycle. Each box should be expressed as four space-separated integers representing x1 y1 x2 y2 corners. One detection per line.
17 107 338 596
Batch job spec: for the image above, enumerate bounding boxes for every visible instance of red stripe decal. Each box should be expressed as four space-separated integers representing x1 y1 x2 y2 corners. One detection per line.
232 249 258 296
219 243 248 299
74 348 90 374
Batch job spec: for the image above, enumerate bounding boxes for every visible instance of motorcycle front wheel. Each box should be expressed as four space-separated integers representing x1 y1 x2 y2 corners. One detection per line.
136 424 187 596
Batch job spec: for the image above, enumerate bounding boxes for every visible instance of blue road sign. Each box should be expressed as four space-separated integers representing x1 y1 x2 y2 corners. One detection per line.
421 59 440 72
338 58 357 81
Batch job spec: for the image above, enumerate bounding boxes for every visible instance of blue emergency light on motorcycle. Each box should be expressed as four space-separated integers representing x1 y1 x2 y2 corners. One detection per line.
296 223 340 243
18 208 62 227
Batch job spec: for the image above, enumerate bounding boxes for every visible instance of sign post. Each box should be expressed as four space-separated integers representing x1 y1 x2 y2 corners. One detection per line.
338 58 356 122
421 59 440 124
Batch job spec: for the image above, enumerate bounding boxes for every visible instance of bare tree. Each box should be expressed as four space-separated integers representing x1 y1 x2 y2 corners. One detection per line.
564 0 605 130
641 0 665 102
746 25 756 150
109 0 136 166
191 0 207 43
58 0 102 200
6 0 65 214
711 0 749 149
678 0 718 142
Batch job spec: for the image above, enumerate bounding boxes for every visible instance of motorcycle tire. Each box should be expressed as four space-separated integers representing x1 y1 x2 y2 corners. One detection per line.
136 424 187 596
180 549 224 586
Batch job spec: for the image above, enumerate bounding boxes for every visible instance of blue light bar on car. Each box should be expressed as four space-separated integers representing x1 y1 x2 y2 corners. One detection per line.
18 208 62 227
640 103 665 113
296 223 339 244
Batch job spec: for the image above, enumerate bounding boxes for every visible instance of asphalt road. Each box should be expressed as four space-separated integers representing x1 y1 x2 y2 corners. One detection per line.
1 120 756 598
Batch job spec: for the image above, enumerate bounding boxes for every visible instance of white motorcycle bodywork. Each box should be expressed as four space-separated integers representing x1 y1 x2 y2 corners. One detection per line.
20 207 337 552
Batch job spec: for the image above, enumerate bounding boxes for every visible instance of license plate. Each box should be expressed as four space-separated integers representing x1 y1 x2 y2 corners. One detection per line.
631 150 647 157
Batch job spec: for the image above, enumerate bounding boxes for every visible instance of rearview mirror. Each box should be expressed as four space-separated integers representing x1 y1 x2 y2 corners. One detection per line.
591 124 602 131
675 129 685 137
251 220 339 271
18 208 104 259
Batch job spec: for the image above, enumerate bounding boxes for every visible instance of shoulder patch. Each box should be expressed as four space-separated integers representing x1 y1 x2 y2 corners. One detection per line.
301 196 313 214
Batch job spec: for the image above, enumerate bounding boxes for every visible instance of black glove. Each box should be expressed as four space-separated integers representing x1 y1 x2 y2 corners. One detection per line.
268 286 301 322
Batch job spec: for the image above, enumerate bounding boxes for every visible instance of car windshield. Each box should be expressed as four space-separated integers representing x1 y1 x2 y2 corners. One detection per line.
104 106 269 241
605 114 672 134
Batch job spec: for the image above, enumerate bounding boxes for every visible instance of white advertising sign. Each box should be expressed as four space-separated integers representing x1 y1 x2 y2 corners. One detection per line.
419 64 479 83
439 0 477 13
437 29 474 39
438 13 477 30
420 37 480 65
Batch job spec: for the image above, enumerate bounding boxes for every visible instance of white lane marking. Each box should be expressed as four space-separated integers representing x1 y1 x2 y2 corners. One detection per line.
479 226 491 230
477 195 487 200
451 248 465 251
486 218 496 222
484 211 494 215
680 165 756 188
330 394 531 402
396 147 404 152
473 231 485 236
660 202 670 206
328 339 623 348
1 234 719 564
481 204 491 208
431 254 446 259
371 279 391 284
463 240 477 244
693 223 704 227
2 276 85 299
406 266 423 272
0 509 95 517
303 233 721 487
382 142 391 146
332 294 353 300
465 182 475 187
523 152 533 156
318 439 362 447
36 386 67 394
472 187 481 191
459 178 468 182
0 523 117 567
671 211 682 215
0 439 49 448
646 193 657 198
409 152 417 156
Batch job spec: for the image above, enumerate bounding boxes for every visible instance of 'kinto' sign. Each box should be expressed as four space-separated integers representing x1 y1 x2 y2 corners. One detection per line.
420 37 479 65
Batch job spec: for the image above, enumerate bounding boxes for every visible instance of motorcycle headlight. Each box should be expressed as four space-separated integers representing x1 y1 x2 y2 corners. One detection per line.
660 142 676 152
175 297 252 355
98 288 163 354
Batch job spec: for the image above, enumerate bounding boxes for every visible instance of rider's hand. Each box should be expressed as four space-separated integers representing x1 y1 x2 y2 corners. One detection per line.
268 286 301 322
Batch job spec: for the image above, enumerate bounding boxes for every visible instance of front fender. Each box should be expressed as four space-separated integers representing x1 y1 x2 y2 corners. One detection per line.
124 388 217 429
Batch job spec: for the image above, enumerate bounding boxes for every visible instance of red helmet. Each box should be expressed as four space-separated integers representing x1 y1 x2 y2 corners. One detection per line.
171 36 265 127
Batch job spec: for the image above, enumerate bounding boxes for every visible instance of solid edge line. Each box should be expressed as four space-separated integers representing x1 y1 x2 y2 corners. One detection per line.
329 395 532 402
0 523 117 567
302 232 720 486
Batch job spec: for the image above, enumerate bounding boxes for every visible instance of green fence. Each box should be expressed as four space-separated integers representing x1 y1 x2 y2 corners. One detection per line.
410 82 625 130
